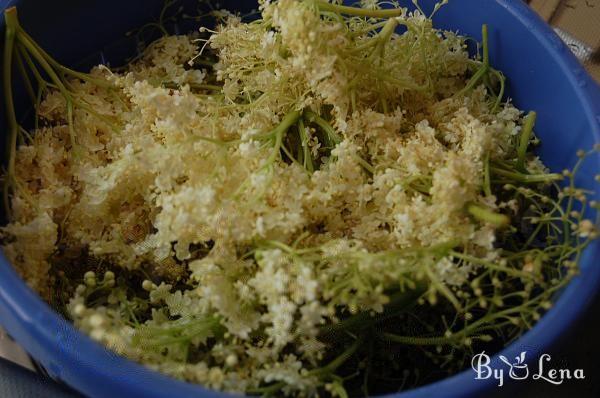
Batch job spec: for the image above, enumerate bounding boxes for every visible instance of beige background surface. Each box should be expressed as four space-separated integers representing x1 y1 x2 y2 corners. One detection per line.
529 0 600 82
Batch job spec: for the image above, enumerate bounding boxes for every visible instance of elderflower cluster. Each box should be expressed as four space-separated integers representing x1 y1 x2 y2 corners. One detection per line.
1 1 593 396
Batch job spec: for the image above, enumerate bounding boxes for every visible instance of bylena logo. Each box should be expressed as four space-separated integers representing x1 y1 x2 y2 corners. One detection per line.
499 351 528 380
471 351 585 387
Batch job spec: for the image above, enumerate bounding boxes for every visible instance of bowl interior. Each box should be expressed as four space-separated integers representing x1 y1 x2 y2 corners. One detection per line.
0 1 599 397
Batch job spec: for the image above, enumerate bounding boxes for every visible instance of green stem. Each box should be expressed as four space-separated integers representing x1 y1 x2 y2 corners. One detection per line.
163 81 222 92
189 83 223 91
383 291 553 347
34 83 45 130
450 251 535 279
457 65 488 96
490 166 562 184
482 24 490 68
425 265 462 311
354 154 375 175
265 111 302 166
481 25 496 94
379 240 461 260
350 20 389 36
280 141 305 169
16 29 74 108
373 17 400 112
14 47 35 105
17 43 46 86
561 154 588 257
3 7 19 218
467 203 509 227
72 97 121 133
310 0 405 18
483 154 492 197
247 336 363 396
17 28 113 88
491 69 505 112
320 283 426 336
382 332 463 346
516 111 537 173
298 117 314 172
310 335 364 376
376 17 399 58
458 25 494 97
247 382 286 396
304 110 340 145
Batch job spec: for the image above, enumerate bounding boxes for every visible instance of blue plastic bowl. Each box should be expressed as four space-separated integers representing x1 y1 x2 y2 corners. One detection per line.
1 1 599 397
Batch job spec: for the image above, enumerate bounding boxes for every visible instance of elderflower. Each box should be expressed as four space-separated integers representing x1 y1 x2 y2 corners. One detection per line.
1 1 596 396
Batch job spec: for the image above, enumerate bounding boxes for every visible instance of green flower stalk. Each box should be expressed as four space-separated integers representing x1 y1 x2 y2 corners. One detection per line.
309 0 406 18
516 111 537 172
1 1 598 397
3 8 19 217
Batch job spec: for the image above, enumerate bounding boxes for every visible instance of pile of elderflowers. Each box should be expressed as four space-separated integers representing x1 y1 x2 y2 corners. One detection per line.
1 0 598 396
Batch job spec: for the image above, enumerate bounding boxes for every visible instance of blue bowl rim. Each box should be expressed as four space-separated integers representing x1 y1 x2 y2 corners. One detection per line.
0 0 599 397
